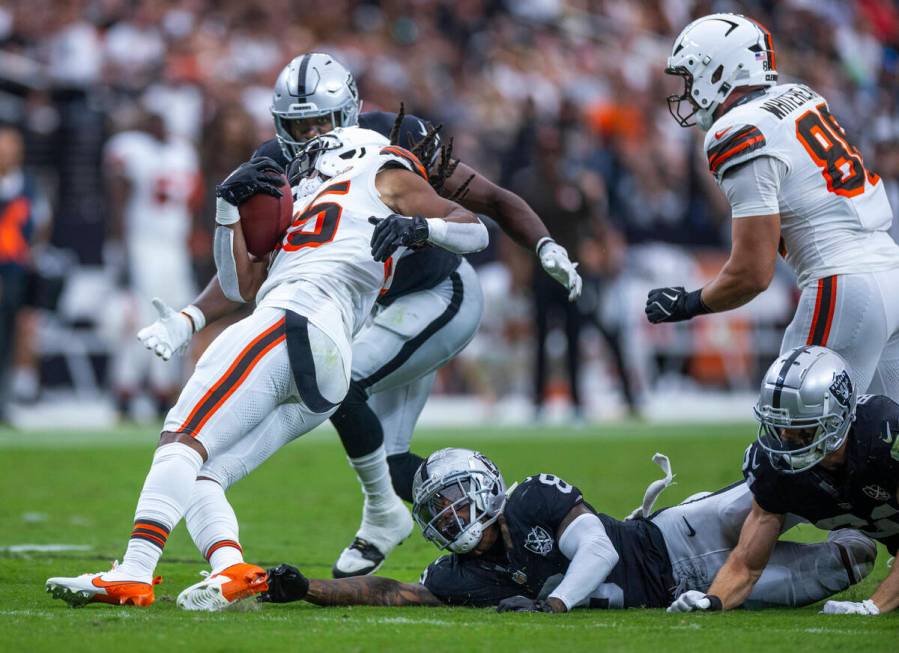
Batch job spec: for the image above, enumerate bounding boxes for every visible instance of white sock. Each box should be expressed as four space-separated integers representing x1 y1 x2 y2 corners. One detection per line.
112 443 203 581
185 478 245 573
349 445 399 518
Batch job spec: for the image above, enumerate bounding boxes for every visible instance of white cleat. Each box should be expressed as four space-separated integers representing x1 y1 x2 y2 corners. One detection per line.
46 563 159 607
177 562 268 612
332 499 414 578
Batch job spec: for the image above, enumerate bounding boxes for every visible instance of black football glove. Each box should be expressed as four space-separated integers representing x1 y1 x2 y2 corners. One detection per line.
369 214 429 262
216 156 284 206
645 286 711 324
256 564 309 603
496 595 555 613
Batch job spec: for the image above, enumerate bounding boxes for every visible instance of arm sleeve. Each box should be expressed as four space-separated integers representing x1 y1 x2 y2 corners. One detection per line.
548 513 619 611
425 218 489 254
719 155 787 218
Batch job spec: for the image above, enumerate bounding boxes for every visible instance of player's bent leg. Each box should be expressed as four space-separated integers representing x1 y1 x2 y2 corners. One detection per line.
45 435 205 607
46 309 292 608
742 530 876 609
178 479 267 613
178 322 348 608
332 374 436 577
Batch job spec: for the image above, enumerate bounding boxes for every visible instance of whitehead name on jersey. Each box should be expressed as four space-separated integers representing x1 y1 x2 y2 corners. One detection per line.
255 140 420 367
704 84 899 288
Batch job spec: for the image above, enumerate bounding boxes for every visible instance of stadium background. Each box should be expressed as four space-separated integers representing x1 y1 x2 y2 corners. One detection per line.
0 0 898 427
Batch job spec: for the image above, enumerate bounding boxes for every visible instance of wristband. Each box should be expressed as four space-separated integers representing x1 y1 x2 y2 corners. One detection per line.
705 594 723 611
536 236 555 256
425 217 445 242
215 197 240 226
684 289 712 317
180 304 206 333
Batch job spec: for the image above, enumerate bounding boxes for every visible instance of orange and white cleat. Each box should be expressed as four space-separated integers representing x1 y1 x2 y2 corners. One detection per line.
46 564 161 608
176 562 268 611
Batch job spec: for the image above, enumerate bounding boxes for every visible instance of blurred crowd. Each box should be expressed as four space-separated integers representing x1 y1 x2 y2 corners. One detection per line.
1 0 899 423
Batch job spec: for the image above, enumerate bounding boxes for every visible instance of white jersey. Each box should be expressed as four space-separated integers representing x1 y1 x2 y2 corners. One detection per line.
256 142 424 365
705 84 899 288
104 130 199 247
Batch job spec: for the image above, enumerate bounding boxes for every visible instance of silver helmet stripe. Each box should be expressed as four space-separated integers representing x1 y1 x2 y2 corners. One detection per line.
772 346 810 408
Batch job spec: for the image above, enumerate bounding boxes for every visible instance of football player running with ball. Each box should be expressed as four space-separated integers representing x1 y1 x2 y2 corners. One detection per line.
45 126 490 609
258 447 873 612
671 346 899 615
646 14 899 403
136 53 582 580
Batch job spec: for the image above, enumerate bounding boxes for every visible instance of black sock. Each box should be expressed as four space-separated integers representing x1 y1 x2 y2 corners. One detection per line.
329 381 384 459
387 452 426 502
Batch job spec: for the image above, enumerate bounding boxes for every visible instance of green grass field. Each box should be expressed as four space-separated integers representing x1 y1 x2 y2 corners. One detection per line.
1 422 896 652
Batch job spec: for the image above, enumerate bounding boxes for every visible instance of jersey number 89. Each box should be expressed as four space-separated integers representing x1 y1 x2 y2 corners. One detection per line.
795 103 879 199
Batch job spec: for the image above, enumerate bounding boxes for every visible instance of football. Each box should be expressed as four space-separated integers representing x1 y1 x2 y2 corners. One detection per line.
238 173 294 257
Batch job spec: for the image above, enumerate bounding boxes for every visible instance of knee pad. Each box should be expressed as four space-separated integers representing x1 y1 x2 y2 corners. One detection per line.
828 529 877 584
331 381 384 459
387 452 425 503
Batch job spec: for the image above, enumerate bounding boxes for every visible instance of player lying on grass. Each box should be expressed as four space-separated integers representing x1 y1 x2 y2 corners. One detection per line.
257 447 874 612
670 346 899 616
44 126 490 609
136 52 582 580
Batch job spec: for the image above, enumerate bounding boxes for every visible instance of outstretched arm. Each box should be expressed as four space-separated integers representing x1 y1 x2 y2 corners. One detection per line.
444 162 581 300
307 576 444 607
260 564 443 607
444 162 549 249
670 499 783 612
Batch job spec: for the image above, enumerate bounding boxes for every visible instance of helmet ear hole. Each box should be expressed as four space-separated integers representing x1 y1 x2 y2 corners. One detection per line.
711 65 723 84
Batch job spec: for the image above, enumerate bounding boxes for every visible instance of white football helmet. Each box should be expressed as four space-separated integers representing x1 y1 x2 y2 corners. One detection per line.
288 126 388 196
666 13 778 130
754 346 857 473
412 448 507 554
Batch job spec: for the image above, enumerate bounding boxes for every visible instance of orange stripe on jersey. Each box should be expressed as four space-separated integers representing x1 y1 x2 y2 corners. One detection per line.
380 146 428 181
806 276 837 346
177 319 287 436
708 126 766 174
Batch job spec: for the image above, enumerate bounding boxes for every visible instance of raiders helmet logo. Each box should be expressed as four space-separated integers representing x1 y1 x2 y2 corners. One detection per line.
524 526 554 556
829 371 853 407
862 485 891 502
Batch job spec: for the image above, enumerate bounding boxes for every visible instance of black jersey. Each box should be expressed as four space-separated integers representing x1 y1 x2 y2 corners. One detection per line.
420 474 675 609
251 111 462 304
744 394 899 554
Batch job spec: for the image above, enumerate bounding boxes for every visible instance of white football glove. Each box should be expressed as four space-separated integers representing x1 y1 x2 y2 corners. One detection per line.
667 590 719 613
136 298 197 361
820 599 880 615
538 238 582 301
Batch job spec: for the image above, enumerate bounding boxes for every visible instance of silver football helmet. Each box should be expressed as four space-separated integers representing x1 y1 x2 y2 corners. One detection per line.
271 53 361 159
754 346 857 473
412 448 507 554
